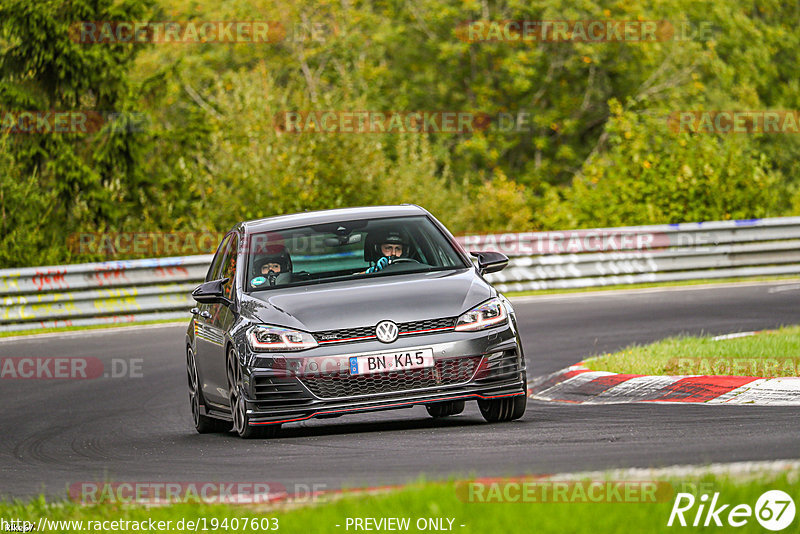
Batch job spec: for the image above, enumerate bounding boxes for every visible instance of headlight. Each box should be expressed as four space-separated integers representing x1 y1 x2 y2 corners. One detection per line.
455 298 508 331
248 326 318 351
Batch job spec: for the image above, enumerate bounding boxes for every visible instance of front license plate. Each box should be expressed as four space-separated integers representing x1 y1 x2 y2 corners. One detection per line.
349 348 434 376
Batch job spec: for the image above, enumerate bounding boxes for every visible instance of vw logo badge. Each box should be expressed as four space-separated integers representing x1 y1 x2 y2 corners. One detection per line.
375 320 399 343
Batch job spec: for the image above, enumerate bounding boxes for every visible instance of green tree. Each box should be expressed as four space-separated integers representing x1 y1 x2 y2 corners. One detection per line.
555 100 781 228
0 0 158 266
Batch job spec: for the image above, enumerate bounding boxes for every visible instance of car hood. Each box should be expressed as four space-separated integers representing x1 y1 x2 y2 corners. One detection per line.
240 268 492 331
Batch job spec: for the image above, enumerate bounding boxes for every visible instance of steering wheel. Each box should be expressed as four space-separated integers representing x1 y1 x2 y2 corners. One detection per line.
390 258 419 264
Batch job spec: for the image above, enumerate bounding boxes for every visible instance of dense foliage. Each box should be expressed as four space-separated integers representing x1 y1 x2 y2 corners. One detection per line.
1 0 798 266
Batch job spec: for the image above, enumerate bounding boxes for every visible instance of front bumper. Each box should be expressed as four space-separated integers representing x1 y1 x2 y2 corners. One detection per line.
238 325 526 425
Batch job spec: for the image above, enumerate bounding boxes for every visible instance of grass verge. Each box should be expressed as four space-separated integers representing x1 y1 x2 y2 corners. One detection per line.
1 470 797 533
583 325 800 377
505 275 800 297
0 318 186 339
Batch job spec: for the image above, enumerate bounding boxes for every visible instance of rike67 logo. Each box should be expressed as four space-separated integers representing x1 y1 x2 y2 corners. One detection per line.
668 490 795 531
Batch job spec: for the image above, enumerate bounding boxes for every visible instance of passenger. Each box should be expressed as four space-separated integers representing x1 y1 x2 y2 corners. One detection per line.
253 245 292 287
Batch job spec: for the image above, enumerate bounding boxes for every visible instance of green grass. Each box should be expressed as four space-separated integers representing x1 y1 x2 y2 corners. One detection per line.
0 318 186 339
505 275 800 297
584 325 800 377
1 470 797 533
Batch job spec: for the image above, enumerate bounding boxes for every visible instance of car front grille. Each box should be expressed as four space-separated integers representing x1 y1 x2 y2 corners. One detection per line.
299 355 483 399
400 317 457 334
252 375 313 407
314 317 456 344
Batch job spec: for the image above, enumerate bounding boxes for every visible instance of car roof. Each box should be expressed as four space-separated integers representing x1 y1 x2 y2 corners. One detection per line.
240 205 430 234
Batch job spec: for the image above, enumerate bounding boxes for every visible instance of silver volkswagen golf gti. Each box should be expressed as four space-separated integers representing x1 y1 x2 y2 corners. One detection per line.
186 205 527 438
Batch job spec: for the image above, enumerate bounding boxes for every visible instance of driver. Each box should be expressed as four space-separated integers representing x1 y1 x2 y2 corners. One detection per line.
366 230 406 274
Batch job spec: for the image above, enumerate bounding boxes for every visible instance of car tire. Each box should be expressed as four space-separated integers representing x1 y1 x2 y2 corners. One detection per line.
425 400 465 418
477 394 527 422
227 346 280 439
187 347 231 433
231 390 281 439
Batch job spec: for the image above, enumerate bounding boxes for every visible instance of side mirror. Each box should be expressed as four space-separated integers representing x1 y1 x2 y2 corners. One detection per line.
470 251 509 275
192 278 231 305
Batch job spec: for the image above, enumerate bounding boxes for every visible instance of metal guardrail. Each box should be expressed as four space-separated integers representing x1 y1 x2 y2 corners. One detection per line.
0 256 212 332
2 217 799 332
465 217 800 292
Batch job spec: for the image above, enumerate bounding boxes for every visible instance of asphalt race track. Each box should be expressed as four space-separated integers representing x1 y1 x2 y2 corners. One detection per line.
1 281 799 500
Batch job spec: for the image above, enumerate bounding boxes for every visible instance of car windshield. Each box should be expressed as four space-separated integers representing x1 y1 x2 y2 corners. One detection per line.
244 215 468 291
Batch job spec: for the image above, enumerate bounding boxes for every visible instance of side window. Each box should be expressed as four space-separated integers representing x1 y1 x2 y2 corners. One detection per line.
206 235 231 282
220 234 239 299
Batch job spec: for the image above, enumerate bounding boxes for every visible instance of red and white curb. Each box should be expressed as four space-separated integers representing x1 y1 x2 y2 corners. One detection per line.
528 364 800 405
